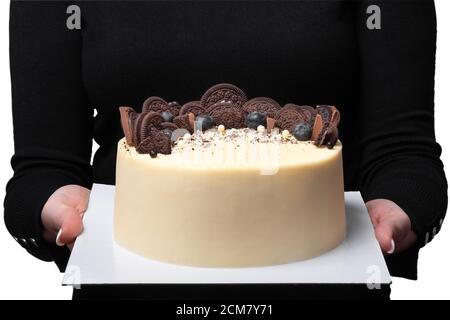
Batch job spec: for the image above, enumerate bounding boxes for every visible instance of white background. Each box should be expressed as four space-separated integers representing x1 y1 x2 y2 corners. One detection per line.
0 1 449 300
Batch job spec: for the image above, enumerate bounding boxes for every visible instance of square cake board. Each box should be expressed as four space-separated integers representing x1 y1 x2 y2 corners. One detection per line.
63 184 391 300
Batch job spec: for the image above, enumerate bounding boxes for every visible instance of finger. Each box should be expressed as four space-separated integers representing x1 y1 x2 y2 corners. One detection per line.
55 211 83 246
374 220 395 254
366 200 381 227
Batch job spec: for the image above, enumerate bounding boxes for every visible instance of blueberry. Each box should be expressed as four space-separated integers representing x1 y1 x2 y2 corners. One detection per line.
161 111 174 122
292 122 312 141
162 129 173 139
195 115 215 131
245 112 267 129
168 101 181 108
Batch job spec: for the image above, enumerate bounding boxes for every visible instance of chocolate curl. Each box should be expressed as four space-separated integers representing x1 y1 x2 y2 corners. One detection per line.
119 106 136 146
266 117 276 134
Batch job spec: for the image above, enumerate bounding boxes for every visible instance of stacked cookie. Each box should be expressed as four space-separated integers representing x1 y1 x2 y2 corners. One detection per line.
119 83 340 157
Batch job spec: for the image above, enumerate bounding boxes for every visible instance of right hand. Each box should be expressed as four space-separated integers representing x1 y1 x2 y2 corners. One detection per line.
41 185 90 249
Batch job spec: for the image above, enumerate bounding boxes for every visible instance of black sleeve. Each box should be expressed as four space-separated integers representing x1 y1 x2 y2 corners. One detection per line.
4 1 93 271
355 0 447 251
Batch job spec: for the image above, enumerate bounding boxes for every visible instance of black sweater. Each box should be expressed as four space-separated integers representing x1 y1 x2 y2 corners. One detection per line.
4 0 448 280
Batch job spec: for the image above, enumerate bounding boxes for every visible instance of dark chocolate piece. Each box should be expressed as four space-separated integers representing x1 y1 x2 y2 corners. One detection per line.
119 106 136 146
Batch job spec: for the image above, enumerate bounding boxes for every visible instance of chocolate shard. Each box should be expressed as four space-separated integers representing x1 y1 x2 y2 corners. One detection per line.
119 106 137 146
311 114 324 143
266 117 276 134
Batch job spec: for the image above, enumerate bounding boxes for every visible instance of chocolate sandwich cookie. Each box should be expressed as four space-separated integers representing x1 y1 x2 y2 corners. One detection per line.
173 113 194 133
207 102 245 129
298 106 317 125
275 105 310 132
160 122 179 131
201 83 247 109
179 101 206 117
243 97 281 118
142 96 170 113
119 106 137 146
139 112 165 142
136 128 171 157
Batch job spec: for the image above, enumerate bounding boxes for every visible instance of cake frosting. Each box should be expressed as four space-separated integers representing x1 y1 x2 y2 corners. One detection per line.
114 83 346 267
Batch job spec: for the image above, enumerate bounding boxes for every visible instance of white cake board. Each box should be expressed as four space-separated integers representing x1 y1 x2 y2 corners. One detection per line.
62 184 391 287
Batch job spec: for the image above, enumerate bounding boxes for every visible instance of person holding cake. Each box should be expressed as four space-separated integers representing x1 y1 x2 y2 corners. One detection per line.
4 0 447 296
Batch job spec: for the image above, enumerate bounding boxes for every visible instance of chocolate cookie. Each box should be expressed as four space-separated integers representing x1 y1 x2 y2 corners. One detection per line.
136 128 171 157
160 122 179 131
275 105 310 132
201 83 247 109
119 106 136 146
139 112 165 142
173 114 194 133
179 101 206 117
142 96 170 113
207 102 245 129
242 97 281 118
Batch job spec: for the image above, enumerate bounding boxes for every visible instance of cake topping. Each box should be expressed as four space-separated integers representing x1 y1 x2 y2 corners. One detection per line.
167 101 181 117
160 122 178 131
312 105 340 148
179 101 206 117
119 106 136 146
142 96 170 113
136 127 171 157
195 115 215 131
173 113 194 133
201 83 248 109
218 124 226 134
207 102 245 129
245 111 267 129
161 111 174 123
257 125 266 134
119 83 342 156
292 122 313 141
243 97 281 118
266 117 276 134
275 105 309 132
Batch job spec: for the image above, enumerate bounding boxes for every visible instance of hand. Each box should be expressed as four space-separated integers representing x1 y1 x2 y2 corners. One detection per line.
366 199 417 255
41 185 90 249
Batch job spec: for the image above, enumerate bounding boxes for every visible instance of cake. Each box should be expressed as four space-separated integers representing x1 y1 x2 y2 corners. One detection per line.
114 83 345 267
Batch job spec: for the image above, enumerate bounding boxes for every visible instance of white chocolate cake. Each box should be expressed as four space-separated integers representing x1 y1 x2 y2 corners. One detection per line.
114 83 345 267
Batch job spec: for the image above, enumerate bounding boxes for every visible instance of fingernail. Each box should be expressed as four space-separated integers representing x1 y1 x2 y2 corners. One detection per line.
387 239 395 254
55 229 64 247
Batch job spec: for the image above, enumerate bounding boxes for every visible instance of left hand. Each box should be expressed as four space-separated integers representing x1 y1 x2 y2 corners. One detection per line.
366 199 417 255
